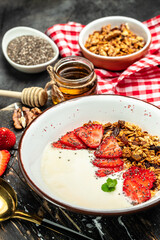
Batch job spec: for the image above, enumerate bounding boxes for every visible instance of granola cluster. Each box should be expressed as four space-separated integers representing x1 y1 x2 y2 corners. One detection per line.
85 24 145 57
102 120 160 195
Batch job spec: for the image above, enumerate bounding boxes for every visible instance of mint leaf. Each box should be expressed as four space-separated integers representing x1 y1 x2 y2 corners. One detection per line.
101 178 117 192
101 183 110 192
107 178 117 188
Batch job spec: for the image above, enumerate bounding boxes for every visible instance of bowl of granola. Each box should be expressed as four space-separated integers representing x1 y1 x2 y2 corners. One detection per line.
79 16 151 71
19 95 160 215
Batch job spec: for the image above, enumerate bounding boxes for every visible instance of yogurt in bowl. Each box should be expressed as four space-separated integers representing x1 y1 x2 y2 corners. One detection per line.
41 145 132 210
18 95 160 215
40 118 158 210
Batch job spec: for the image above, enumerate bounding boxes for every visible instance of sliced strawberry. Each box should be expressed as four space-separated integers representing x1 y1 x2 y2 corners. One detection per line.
93 157 124 168
0 150 10 176
123 166 142 179
60 131 87 149
132 175 153 189
52 141 76 150
123 178 151 204
123 166 156 189
96 165 123 177
94 136 122 158
75 123 103 148
141 168 156 183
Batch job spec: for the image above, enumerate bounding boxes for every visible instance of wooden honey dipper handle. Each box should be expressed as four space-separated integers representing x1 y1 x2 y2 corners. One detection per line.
0 87 48 107
0 89 22 99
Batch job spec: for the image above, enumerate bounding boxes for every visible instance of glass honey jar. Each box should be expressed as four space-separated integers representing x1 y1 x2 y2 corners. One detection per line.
52 56 97 104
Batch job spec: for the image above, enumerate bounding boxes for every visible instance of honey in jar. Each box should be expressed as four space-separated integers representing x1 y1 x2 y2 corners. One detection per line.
52 56 97 104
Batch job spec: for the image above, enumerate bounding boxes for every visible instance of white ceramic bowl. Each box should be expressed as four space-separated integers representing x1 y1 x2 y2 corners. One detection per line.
79 16 151 71
19 95 160 215
2 26 59 73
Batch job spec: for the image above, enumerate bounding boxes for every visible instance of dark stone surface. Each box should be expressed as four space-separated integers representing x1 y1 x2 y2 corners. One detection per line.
0 0 160 108
1 2 160 239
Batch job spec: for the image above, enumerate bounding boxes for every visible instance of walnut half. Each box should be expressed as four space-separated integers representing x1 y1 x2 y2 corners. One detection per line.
13 107 42 129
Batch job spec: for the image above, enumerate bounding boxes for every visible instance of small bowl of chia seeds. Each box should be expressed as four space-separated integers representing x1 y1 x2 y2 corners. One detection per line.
2 26 59 73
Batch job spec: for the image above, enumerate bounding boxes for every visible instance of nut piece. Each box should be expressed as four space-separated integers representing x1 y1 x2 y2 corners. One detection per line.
22 107 34 126
13 108 23 129
31 107 42 117
22 107 42 126
13 107 42 129
85 23 145 57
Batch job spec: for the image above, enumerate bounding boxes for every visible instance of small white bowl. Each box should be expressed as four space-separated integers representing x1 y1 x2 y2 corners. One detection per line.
19 95 160 215
2 26 59 73
79 16 151 71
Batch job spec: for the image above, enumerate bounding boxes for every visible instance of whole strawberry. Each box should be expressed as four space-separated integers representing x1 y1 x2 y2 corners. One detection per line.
0 127 16 150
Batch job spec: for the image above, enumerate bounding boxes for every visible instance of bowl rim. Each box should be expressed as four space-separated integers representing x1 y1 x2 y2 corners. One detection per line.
79 16 152 60
2 26 59 69
18 94 160 215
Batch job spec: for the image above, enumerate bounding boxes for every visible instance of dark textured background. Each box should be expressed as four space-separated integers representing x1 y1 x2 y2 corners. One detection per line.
0 0 160 108
1 1 160 240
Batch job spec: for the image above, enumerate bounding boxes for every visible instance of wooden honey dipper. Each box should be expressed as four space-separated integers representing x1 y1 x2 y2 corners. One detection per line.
0 87 48 107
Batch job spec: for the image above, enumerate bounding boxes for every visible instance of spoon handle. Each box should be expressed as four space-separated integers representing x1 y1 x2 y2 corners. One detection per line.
13 211 93 240
41 218 94 240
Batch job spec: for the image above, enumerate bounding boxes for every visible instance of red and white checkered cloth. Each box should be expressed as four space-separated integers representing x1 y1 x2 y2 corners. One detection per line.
46 15 160 107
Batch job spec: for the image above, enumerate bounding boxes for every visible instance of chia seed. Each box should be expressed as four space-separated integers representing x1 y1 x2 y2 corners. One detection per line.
7 35 55 66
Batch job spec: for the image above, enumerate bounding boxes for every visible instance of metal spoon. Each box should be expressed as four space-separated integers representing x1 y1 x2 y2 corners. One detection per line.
0 178 93 240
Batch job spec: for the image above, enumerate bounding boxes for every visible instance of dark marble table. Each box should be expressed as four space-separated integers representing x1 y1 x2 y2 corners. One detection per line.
0 0 160 239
